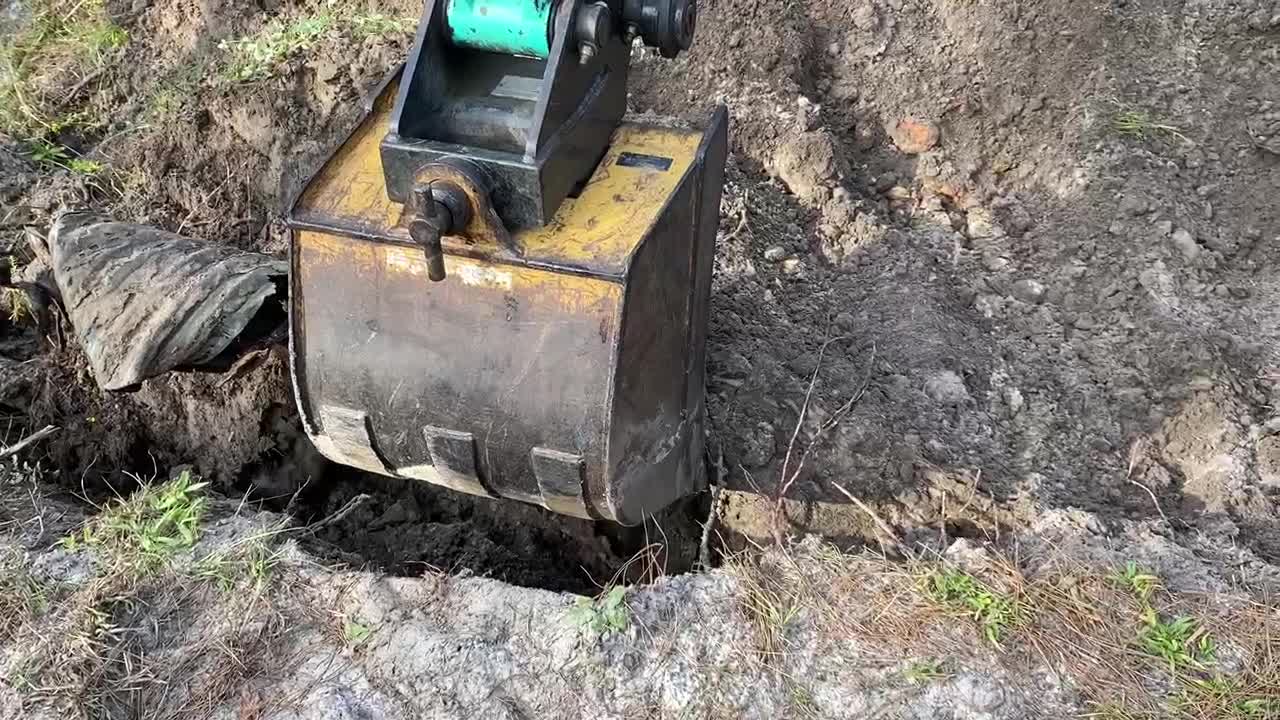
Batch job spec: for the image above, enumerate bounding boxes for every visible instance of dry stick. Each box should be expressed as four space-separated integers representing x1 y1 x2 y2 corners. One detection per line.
283 474 316 519
772 337 844 542
1126 437 1170 526
831 481 907 557
772 342 878 544
0 425 58 461
296 494 373 537
697 446 727 571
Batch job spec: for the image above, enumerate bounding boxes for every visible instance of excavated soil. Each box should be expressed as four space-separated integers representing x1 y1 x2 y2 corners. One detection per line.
2 0 1280 590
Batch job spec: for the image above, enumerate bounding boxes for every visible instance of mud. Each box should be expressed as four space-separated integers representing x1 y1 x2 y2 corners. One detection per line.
2 0 1280 590
628 0 1280 554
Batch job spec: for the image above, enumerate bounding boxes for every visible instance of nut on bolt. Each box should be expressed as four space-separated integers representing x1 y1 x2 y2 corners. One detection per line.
575 2 613 64
408 181 471 282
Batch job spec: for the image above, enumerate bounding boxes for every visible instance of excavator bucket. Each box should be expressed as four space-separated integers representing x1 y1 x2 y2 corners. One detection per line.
288 82 726 524
287 0 725 524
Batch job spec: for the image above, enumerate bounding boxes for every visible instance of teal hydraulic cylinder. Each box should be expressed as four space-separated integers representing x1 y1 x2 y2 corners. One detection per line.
445 0 556 58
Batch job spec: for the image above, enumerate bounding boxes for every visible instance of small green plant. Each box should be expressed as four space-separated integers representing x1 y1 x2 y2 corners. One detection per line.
60 471 208 574
349 13 415 37
0 553 47 641
922 568 1022 645
343 618 372 646
788 679 818 719
1176 674 1280 719
2 286 33 324
1137 606 1214 671
568 585 630 637
1112 109 1189 142
1109 562 1161 601
67 157 103 175
28 139 69 166
219 14 336 82
81 22 128 59
903 659 948 685
195 536 280 593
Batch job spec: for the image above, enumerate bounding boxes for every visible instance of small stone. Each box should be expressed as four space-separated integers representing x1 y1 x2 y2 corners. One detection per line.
1196 184 1215 197
1153 219 1173 237
974 294 1004 318
763 246 787 262
832 186 852 203
982 253 1010 272
924 371 971 405
782 258 803 274
886 185 912 201
966 208 1001 239
741 422 777 467
1003 386 1025 416
852 2 879 30
826 41 841 57
1012 279 1046 304
1213 284 1231 298
1171 228 1201 260
1108 221 1125 236
889 117 941 154
1118 194 1148 216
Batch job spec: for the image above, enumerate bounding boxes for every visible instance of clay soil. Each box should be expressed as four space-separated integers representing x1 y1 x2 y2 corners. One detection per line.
2 0 1280 593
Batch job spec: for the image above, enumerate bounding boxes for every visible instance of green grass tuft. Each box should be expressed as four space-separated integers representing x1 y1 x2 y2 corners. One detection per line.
195 533 281 593
903 658 948 685
921 568 1022 645
1108 561 1161 601
60 470 208 574
0 0 128 136
1137 605 1214 672
1112 109 1189 142
219 14 337 82
218 10 416 83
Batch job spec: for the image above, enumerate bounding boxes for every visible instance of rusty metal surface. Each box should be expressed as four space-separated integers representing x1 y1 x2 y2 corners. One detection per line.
291 79 703 279
288 90 728 523
50 212 287 391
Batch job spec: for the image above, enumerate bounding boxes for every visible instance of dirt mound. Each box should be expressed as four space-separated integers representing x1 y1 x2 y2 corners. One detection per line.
627 0 1280 556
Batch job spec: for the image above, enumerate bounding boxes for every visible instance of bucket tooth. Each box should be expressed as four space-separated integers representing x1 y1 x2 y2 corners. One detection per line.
397 426 494 498
530 447 593 519
314 406 391 475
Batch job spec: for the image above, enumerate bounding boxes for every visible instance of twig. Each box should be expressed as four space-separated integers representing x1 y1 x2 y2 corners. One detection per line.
296 494 372 537
0 425 58 461
777 337 846 502
1129 479 1170 527
771 340 876 544
283 474 316 519
697 446 726 571
722 188 751 243
832 481 907 558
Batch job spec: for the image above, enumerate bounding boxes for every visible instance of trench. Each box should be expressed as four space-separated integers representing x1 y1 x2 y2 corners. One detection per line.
248 453 712 595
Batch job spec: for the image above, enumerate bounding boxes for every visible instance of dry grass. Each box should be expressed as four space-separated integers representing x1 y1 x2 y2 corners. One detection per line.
726 540 1280 717
2 475 301 719
0 0 127 138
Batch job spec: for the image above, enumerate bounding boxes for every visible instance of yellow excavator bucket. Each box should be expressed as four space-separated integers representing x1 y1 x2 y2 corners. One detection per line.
287 74 727 524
